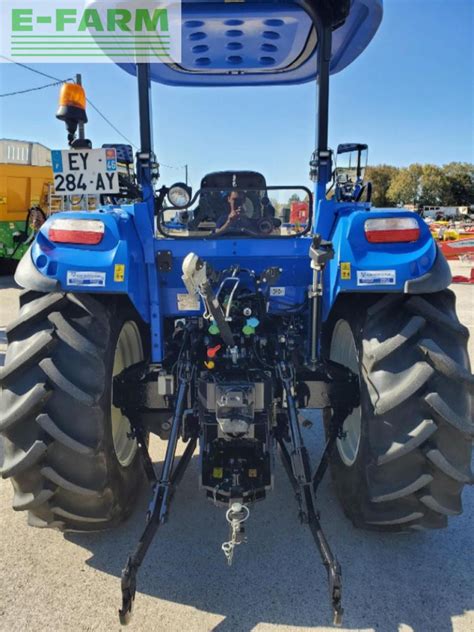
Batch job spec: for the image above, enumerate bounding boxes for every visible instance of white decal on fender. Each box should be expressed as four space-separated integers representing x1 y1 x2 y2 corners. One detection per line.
357 270 396 286
67 271 106 287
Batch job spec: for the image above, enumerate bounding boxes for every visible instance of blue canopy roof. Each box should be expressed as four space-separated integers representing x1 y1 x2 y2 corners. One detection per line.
111 0 383 87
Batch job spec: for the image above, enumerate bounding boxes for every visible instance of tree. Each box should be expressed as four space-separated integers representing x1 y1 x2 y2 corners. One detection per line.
381 162 474 208
365 164 398 207
442 162 474 206
388 164 423 206
419 164 448 206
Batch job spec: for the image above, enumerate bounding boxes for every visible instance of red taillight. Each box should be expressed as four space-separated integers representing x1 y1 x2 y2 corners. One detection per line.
365 217 420 243
49 219 105 245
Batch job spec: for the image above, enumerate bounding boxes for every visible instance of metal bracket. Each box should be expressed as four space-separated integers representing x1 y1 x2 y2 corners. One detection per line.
157 250 173 272
295 360 360 410
309 234 335 269
309 149 333 182
260 266 282 286
113 363 173 401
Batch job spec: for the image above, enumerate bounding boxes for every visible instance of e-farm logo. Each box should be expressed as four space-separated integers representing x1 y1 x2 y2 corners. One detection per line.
0 0 182 63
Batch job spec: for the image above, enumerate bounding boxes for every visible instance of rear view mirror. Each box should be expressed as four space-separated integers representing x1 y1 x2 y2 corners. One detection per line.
334 144 370 203
335 143 368 184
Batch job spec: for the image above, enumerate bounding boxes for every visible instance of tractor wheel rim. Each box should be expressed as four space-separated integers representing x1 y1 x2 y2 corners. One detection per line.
330 319 362 466
111 321 144 467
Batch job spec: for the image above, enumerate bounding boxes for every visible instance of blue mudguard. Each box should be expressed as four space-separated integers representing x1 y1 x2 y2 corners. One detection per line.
322 209 450 321
20 206 152 324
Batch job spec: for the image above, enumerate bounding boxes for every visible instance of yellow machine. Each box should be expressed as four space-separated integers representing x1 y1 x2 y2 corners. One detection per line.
0 140 54 267
0 163 53 218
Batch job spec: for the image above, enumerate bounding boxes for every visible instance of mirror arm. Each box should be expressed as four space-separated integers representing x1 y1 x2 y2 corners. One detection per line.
154 186 169 216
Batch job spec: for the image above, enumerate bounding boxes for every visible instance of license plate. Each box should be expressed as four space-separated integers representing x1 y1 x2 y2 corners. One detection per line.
51 148 120 195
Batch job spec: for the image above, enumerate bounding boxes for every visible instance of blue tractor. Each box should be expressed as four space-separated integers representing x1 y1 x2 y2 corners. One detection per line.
1 0 473 625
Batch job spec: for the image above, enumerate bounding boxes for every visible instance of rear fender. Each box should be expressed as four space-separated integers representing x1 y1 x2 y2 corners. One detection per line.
15 206 150 323
323 210 451 321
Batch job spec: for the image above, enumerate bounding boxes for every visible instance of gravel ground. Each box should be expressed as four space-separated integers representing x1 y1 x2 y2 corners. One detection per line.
0 263 473 632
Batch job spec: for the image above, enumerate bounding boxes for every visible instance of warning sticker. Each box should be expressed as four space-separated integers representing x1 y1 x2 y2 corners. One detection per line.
357 270 396 286
67 270 106 288
114 264 125 282
177 293 200 311
340 262 351 280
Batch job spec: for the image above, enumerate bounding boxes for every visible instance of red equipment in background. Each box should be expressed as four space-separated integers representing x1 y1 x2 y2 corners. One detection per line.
290 201 309 224
439 238 474 260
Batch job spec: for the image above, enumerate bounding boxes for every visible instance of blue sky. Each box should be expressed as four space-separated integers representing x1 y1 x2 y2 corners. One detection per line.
0 0 473 189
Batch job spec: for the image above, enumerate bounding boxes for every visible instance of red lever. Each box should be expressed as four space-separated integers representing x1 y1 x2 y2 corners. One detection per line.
207 344 222 359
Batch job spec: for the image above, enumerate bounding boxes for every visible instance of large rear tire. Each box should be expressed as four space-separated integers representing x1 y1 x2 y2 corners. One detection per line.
324 290 473 532
0 291 146 531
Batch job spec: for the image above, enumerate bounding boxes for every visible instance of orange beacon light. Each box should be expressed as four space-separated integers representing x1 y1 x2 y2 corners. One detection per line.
56 83 88 145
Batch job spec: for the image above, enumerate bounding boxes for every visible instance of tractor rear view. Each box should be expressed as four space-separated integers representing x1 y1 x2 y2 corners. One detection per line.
1 0 472 627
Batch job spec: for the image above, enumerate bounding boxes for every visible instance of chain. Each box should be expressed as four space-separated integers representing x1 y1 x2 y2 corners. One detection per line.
221 503 250 566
